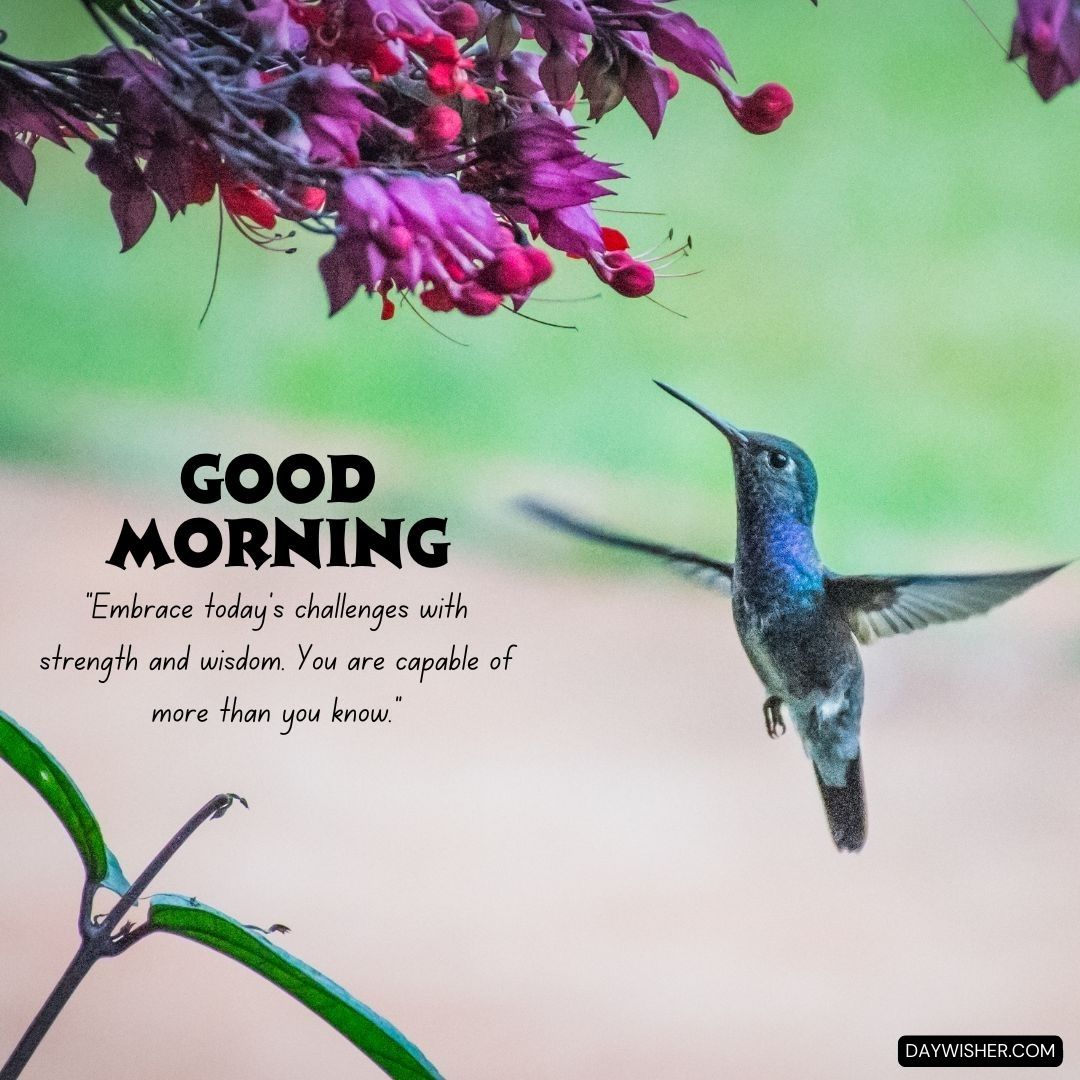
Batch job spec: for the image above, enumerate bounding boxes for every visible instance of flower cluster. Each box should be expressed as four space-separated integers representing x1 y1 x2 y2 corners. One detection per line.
1010 0 1080 100
0 0 800 321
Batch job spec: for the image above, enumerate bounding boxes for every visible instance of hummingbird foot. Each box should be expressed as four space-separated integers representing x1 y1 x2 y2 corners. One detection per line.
763 696 786 739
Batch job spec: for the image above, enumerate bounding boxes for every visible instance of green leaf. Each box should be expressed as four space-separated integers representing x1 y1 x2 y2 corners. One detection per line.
0 710 128 892
102 846 132 896
147 895 445 1080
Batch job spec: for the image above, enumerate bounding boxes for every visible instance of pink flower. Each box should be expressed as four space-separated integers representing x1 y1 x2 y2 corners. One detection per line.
463 114 622 234
280 64 373 166
242 0 311 52
437 2 480 38
319 172 552 315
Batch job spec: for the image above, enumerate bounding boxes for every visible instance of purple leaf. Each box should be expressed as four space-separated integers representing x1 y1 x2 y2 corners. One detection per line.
86 142 157 252
0 133 36 203
537 202 604 257
319 237 364 317
647 11 734 87
622 56 671 137
538 48 581 110
579 46 627 122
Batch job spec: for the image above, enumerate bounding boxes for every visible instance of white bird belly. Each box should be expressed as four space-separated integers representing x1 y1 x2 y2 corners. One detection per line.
739 614 861 786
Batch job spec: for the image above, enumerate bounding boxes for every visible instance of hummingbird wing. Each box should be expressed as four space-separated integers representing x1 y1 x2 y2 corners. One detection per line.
825 564 1067 645
519 499 733 593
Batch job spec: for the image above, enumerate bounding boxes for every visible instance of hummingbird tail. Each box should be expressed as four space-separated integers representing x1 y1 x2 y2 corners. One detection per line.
813 754 866 853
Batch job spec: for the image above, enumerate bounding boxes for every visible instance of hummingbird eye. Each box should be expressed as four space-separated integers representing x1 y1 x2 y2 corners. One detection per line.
767 450 790 470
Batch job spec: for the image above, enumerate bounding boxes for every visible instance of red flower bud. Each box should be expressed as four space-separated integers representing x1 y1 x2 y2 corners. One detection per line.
523 246 554 286
664 69 680 99
456 283 503 316
608 254 655 298
415 104 463 148
420 284 456 312
1032 22 1057 51
426 34 461 62
479 246 535 293
378 224 413 258
729 82 793 135
439 2 480 38
300 186 326 213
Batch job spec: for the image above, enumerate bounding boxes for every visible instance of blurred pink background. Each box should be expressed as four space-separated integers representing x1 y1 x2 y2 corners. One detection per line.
1 452 1078 1080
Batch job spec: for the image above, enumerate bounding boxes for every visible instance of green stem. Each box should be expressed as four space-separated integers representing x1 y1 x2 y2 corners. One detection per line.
99 793 238 938
0 944 96 1080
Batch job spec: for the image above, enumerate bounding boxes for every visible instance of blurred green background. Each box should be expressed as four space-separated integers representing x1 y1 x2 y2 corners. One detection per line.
1 0 1077 570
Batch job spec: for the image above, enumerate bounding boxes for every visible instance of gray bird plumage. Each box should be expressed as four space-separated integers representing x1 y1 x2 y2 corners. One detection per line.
520 381 1068 853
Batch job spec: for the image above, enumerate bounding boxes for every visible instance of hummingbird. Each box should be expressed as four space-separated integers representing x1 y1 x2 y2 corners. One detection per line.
522 381 1067 853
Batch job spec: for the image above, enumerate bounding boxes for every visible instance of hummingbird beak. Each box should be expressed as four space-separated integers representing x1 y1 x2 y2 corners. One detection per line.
653 381 749 449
